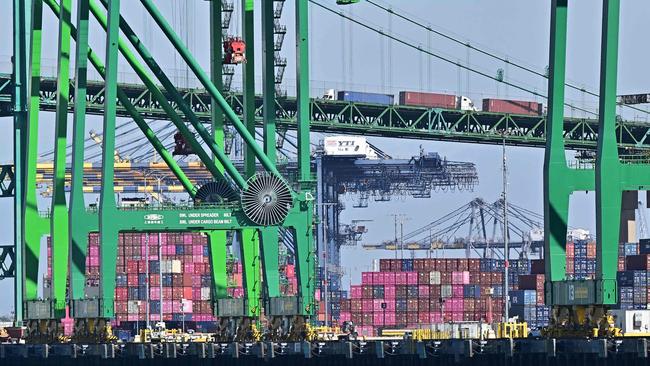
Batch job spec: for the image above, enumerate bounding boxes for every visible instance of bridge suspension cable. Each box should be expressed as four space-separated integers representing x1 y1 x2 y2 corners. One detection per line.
364 0 650 117
310 0 598 116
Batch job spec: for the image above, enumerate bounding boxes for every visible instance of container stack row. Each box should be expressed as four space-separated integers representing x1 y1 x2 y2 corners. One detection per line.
339 258 510 336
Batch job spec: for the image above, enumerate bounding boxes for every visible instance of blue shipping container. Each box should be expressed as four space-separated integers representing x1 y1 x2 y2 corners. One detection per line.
337 91 394 105
510 290 536 306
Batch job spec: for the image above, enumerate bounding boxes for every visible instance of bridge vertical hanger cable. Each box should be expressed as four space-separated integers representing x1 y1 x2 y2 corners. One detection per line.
365 0 650 118
311 1 598 116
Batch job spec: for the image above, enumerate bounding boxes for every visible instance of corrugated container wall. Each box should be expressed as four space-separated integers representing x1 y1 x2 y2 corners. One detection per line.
337 90 394 105
398 91 456 109
482 98 543 116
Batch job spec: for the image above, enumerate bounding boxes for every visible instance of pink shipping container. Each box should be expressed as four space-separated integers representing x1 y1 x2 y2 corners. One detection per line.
406 272 418 285
429 312 443 324
362 272 372 285
162 300 173 313
451 312 463 322
339 312 352 322
373 313 385 326
451 271 470 285
419 285 430 297
399 91 457 109
350 286 362 299
452 285 464 297
384 285 396 299
482 98 543 116
395 272 407 285
373 300 385 312
149 287 160 300
384 272 396 285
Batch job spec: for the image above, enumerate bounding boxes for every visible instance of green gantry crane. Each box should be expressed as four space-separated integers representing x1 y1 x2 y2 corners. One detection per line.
12 0 315 343
543 0 649 337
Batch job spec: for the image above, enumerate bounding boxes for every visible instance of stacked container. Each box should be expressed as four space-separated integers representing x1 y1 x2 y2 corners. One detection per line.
341 258 506 336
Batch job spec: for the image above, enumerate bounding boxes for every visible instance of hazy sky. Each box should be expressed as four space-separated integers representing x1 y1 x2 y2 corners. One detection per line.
1 0 650 315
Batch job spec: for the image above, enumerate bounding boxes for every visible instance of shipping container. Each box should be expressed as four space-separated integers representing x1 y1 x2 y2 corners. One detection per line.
482 98 543 116
398 91 456 109
337 90 394 105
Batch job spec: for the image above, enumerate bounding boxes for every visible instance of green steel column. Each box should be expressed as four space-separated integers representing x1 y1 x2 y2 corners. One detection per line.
240 230 261 317
12 0 30 322
94 0 246 189
69 0 93 301
23 0 48 302
240 0 260 317
98 0 120 318
210 0 225 166
595 0 621 304
261 0 280 299
295 0 310 182
88 1 237 189
243 0 256 177
207 231 228 300
44 0 197 197
293 0 315 315
50 0 72 316
260 228 280 298
207 1 229 305
543 0 570 284
141 0 282 178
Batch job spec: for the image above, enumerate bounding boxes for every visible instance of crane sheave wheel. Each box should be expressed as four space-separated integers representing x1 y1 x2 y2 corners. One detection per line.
241 173 293 226
194 181 238 205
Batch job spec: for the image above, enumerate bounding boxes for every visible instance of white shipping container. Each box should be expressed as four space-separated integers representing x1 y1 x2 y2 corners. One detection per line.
611 310 650 335
429 271 441 285
441 285 452 298
201 287 211 301
171 260 182 274
128 300 143 314
323 136 378 159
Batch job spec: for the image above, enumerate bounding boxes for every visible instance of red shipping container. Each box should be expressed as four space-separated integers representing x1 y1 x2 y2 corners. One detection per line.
468 259 481 271
434 259 445 271
407 299 419 312
430 285 441 300
587 242 596 258
482 98 543 116
491 272 503 285
407 313 419 325
440 272 452 284
566 261 575 274
398 91 457 109
115 288 128 301
351 299 362 311
362 286 373 299
424 259 435 272
379 259 391 272
418 298 430 312
446 259 458 271
566 242 575 257
457 259 468 271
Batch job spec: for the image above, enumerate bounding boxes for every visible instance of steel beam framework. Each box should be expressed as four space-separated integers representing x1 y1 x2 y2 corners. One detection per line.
544 0 649 307
13 0 315 341
3 74 650 151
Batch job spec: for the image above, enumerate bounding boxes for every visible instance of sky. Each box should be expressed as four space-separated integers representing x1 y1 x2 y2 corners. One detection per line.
1 0 650 315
